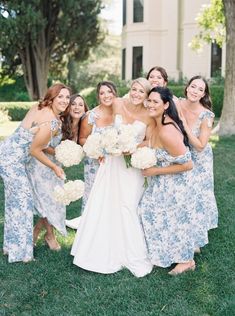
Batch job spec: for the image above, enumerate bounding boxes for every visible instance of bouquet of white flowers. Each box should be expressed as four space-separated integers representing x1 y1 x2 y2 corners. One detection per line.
131 147 157 187
118 124 138 154
83 133 104 159
53 180 84 206
55 140 84 167
100 127 123 156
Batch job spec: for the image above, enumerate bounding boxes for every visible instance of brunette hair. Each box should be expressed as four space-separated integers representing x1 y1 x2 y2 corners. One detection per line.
149 86 189 147
184 75 213 110
146 66 168 83
96 81 117 101
61 94 89 143
38 83 71 110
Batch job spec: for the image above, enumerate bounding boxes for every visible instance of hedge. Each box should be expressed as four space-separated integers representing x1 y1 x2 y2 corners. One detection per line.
0 85 223 121
0 102 34 121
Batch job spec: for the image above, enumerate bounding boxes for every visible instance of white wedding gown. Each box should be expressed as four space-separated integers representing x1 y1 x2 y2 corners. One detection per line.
71 115 153 277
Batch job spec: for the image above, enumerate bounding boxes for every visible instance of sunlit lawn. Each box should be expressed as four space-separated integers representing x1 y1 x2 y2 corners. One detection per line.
0 123 235 315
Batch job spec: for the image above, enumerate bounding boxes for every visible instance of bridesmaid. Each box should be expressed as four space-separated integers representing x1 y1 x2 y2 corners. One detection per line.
62 93 89 230
61 94 89 143
179 75 218 252
80 81 117 207
146 66 178 103
138 86 196 275
0 83 69 262
31 94 88 249
66 81 116 229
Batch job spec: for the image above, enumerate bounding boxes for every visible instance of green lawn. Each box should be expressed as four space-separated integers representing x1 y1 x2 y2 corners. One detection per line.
0 133 235 315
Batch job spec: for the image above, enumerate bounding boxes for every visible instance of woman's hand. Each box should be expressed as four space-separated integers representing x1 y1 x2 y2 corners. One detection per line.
52 165 66 179
142 167 157 177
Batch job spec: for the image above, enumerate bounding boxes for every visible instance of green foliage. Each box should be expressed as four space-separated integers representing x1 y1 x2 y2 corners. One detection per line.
0 136 235 315
0 102 34 121
0 75 30 101
190 0 225 51
0 0 103 99
67 34 121 93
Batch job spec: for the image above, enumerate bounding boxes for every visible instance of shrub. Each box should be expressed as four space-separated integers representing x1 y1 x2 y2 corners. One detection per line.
0 102 34 121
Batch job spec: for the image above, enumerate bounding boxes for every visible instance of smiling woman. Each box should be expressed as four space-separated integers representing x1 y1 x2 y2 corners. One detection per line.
0 83 71 263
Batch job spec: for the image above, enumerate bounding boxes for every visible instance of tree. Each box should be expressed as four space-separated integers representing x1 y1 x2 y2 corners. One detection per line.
0 0 103 100
219 0 235 135
190 0 235 136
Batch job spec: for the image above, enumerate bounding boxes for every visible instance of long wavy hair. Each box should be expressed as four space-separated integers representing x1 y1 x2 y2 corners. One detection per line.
61 94 89 143
146 66 168 83
184 75 213 110
38 83 71 110
149 86 189 147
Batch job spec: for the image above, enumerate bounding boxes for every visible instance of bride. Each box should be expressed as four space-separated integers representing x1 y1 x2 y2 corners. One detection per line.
71 78 155 277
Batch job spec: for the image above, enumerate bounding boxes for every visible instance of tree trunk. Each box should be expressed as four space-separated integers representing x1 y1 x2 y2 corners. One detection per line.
219 0 235 135
19 35 49 101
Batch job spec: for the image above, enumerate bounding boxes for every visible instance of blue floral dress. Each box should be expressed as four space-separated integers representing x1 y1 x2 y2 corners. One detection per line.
138 148 196 268
26 119 67 235
190 111 218 242
0 125 35 263
81 110 112 212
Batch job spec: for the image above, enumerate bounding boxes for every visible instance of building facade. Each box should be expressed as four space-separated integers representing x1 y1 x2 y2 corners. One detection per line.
122 0 225 81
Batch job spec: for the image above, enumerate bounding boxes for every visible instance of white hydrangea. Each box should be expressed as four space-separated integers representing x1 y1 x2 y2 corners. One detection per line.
118 124 138 153
101 128 122 156
53 185 71 205
55 140 84 167
53 180 85 206
131 147 157 169
83 133 104 159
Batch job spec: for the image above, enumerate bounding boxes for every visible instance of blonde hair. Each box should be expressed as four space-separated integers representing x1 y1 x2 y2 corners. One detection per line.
131 77 152 94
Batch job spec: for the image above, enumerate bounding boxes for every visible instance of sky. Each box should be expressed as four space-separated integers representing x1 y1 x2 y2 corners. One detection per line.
100 0 122 35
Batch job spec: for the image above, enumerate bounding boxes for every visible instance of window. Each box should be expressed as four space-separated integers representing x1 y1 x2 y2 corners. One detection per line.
211 43 222 77
122 49 126 80
132 46 143 78
123 0 126 26
133 0 143 23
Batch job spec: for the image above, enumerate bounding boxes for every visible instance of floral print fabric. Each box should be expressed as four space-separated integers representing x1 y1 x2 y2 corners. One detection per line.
26 119 67 235
0 126 34 262
138 148 195 268
190 111 218 244
81 110 112 212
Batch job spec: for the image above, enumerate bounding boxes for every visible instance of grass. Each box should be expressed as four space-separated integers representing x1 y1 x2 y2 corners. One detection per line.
0 130 235 315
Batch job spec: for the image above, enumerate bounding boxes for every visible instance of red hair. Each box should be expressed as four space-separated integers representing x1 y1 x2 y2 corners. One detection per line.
38 83 71 110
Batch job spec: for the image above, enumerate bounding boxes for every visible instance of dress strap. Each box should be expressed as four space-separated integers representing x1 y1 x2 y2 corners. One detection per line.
87 110 100 126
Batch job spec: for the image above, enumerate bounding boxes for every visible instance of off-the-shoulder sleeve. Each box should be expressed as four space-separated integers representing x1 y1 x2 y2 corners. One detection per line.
166 149 192 164
200 111 215 128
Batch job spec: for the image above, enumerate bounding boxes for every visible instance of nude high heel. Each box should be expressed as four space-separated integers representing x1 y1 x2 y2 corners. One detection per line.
168 260 196 276
44 236 61 251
